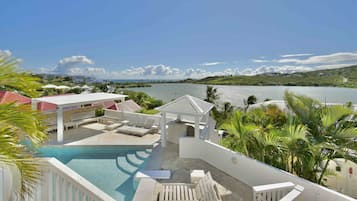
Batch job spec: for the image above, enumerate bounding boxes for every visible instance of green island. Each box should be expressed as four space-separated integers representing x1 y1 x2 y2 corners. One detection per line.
181 65 357 88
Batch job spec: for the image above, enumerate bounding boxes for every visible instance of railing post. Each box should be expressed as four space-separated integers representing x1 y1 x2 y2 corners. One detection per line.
0 166 5 201
47 169 53 201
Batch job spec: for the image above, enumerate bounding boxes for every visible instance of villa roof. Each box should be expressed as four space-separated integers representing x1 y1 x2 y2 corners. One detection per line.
157 95 214 116
0 91 31 104
117 99 142 112
33 93 127 108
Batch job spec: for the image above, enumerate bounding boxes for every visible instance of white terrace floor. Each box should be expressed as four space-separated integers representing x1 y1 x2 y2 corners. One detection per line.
146 142 252 201
46 123 161 146
46 123 252 201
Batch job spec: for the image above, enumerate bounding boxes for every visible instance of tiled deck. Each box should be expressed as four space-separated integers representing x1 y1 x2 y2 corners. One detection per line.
46 123 252 201
46 123 161 146
146 142 252 201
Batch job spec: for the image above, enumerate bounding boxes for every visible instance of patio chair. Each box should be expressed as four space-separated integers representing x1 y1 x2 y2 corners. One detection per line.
158 172 223 201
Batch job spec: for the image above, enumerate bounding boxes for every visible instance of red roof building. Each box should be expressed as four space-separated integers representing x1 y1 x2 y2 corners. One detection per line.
0 91 31 104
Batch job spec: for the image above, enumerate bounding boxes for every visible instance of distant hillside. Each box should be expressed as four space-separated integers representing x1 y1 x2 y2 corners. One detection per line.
184 65 357 88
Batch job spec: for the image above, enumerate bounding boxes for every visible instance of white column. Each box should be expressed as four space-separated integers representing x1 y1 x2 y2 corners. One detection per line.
177 114 182 121
0 166 4 201
206 113 212 140
31 100 37 110
57 106 64 143
160 112 166 147
194 115 200 140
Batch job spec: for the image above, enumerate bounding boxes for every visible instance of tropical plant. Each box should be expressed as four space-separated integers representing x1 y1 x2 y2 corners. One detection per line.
212 102 234 127
221 110 259 156
0 54 47 199
123 90 163 110
285 91 357 183
243 95 257 110
204 85 219 104
221 91 357 186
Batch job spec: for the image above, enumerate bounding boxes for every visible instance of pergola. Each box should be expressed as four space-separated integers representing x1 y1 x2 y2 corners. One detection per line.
157 95 214 147
32 93 127 143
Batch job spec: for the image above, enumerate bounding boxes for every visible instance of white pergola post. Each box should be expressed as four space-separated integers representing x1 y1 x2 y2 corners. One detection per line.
57 107 64 143
194 115 200 140
206 112 212 140
31 100 38 110
177 114 182 121
161 112 167 147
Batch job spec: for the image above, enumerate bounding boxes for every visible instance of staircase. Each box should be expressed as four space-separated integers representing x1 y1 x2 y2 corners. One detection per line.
116 149 153 175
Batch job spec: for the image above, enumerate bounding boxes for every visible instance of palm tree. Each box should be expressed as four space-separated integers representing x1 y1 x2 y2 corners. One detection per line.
204 85 219 104
278 120 310 175
220 110 259 156
243 95 257 111
0 54 47 199
284 91 357 184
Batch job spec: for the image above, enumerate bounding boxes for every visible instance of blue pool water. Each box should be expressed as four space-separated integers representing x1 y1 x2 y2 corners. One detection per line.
37 146 152 201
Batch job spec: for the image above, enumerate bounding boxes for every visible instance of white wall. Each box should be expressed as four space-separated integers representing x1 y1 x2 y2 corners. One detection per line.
104 109 175 126
179 138 356 201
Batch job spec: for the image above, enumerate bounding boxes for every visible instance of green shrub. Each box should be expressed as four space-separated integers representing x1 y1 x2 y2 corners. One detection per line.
95 108 104 117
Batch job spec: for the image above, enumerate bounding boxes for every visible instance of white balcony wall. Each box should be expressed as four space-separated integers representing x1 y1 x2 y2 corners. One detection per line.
1 158 116 201
179 138 356 201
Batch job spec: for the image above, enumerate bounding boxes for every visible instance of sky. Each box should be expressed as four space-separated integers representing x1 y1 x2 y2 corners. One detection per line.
1 0 357 79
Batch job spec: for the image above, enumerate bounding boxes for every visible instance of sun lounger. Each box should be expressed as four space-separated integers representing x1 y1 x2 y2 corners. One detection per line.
158 172 223 201
116 118 157 136
104 122 123 131
117 125 152 136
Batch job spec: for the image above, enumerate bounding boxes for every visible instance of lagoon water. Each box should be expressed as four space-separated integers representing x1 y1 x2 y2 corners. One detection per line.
129 83 357 106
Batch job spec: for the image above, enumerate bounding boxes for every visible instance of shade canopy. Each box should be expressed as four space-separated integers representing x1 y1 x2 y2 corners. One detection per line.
56 85 71 89
157 95 214 116
42 84 58 89
33 93 127 108
81 85 91 89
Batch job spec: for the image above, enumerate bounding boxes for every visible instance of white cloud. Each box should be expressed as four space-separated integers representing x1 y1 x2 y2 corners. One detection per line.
33 51 357 80
0 49 12 57
280 53 313 58
121 65 181 77
252 65 313 74
58 56 94 66
54 56 95 74
200 62 224 66
252 59 269 63
183 67 241 78
277 52 357 64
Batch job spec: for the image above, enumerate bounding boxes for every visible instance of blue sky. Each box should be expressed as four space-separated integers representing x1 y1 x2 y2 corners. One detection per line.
1 0 357 79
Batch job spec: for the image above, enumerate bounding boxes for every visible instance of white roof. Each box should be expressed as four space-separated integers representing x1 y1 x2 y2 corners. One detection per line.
33 93 127 107
117 100 142 112
157 95 214 116
56 85 70 89
42 84 58 89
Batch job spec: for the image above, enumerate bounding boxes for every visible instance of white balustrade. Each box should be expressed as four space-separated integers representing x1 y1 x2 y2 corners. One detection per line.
1 158 116 201
0 166 4 201
253 182 295 201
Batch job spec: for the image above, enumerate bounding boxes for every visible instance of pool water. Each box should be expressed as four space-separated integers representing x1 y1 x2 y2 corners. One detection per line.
37 146 152 201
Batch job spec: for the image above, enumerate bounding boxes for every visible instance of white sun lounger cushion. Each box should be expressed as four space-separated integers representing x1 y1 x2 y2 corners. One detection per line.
117 125 151 136
105 123 122 131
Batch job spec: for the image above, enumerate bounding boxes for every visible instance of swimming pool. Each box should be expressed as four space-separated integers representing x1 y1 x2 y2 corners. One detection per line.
37 146 153 201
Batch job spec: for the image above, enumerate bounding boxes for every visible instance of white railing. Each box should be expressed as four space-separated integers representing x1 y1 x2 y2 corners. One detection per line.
279 185 304 201
0 165 5 201
253 182 294 201
179 138 356 201
1 158 116 201
104 109 175 126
